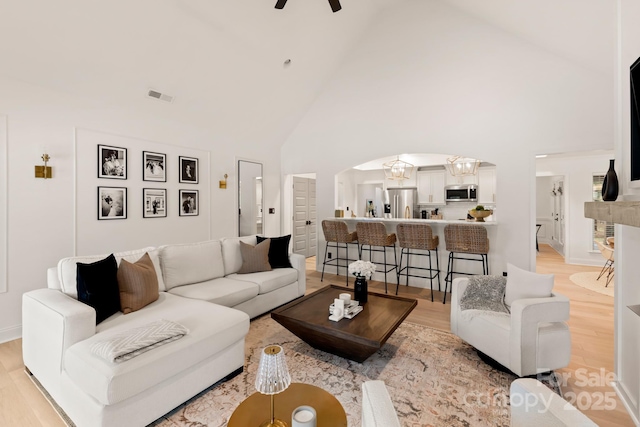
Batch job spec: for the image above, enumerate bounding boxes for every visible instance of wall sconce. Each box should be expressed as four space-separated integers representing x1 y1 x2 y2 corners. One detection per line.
219 174 228 189
35 154 52 179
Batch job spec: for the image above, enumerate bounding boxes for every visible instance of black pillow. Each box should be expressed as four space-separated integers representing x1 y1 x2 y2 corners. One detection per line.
76 254 121 324
256 235 292 269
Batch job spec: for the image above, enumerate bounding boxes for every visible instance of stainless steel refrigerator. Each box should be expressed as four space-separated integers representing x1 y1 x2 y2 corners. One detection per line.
384 187 418 219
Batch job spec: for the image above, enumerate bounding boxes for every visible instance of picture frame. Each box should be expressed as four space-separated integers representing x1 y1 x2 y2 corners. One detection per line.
98 186 127 220
142 151 166 182
143 188 167 218
179 156 198 184
179 189 199 216
98 145 127 179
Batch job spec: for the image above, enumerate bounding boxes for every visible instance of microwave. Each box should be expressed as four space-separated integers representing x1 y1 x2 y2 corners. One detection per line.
445 184 477 202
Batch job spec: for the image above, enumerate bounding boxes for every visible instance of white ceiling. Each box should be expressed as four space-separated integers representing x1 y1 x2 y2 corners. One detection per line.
0 0 615 143
442 0 614 75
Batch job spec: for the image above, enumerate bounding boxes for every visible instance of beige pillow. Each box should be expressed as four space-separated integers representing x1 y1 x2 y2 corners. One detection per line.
117 253 159 314
237 240 272 274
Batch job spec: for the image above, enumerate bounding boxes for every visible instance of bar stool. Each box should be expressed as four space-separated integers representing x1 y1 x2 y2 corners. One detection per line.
356 221 399 294
321 220 359 286
443 224 489 304
396 223 440 300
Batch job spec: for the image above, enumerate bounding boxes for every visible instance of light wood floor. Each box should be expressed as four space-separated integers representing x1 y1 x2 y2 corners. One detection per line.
0 244 632 426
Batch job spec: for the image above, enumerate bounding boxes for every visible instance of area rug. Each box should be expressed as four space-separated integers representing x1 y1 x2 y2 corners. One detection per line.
153 316 517 427
569 271 614 297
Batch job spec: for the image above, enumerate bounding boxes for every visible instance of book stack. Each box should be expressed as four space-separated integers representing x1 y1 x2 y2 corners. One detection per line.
329 300 363 319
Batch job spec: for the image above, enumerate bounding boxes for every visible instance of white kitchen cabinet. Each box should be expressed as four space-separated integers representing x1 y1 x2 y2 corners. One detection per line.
477 167 496 205
445 170 479 186
417 170 445 204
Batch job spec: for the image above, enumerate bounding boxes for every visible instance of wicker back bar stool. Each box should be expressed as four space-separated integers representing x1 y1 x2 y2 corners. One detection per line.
321 220 360 286
356 221 398 293
443 224 489 304
396 223 440 300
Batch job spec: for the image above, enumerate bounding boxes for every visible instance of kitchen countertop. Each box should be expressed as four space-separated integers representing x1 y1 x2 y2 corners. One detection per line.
332 217 497 225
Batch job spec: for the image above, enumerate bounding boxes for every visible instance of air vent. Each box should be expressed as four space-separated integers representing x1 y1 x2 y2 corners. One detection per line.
147 89 174 103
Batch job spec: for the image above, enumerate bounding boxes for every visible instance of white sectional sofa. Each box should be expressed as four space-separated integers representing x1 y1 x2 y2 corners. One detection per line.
22 235 305 427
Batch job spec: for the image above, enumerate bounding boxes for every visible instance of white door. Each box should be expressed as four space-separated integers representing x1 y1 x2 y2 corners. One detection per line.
292 177 317 257
550 178 565 255
558 180 565 246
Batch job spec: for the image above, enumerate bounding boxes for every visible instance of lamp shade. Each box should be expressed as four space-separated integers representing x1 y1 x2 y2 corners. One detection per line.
255 345 291 395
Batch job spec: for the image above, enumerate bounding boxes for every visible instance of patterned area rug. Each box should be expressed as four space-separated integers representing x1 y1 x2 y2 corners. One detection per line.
569 271 614 297
154 315 516 427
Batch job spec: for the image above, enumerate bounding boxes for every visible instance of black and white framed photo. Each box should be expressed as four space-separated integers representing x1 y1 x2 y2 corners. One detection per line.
98 187 127 220
98 145 127 179
143 151 166 182
179 156 198 184
179 189 199 216
143 188 167 218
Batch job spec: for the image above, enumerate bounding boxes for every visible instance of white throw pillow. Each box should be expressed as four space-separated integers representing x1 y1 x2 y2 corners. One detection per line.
504 263 554 306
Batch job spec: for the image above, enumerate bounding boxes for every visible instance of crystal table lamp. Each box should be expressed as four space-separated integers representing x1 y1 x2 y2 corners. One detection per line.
255 345 291 427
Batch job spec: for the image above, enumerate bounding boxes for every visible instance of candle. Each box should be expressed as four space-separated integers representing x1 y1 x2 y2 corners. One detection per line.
339 293 351 303
292 405 316 427
294 410 314 422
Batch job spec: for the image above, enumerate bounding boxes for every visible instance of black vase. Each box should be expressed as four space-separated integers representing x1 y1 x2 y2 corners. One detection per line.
602 159 619 202
354 276 368 304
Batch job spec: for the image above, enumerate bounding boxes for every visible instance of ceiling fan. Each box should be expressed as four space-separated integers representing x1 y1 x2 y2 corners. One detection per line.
275 0 342 13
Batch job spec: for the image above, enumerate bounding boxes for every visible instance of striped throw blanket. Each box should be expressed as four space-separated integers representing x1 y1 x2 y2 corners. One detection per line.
91 319 189 363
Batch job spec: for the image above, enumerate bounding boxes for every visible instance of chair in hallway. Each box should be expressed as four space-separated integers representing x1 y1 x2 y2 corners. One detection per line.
396 223 440 300
443 224 489 304
356 221 398 293
321 220 359 286
596 241 614 287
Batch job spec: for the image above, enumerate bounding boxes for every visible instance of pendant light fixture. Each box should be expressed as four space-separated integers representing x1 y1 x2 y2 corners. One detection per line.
446 156 480 177
382 156 415 181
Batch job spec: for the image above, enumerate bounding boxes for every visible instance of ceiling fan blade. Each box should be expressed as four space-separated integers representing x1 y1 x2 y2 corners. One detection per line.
275 0 288 9
328 0 342 12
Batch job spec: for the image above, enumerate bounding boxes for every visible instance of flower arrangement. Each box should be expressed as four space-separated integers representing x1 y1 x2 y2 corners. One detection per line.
348 260 376 279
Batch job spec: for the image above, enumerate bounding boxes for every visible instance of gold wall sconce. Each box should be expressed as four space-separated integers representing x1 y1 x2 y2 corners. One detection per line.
35 154 52 179
219 174 228 189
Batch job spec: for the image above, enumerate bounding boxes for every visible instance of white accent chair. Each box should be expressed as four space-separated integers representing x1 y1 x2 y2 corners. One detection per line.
361 381 400 427
510 379 597 426
450 277 571 377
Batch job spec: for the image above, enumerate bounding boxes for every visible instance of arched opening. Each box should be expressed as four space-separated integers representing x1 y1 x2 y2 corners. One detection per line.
335 153 496 221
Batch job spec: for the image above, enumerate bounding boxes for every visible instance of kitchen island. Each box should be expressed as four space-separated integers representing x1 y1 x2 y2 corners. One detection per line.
320 216 498 294
337 216 497 226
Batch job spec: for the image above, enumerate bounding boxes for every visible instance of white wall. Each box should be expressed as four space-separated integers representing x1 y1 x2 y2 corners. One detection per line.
536 153 613 266
0 76 282 342
281 1 613 276
613 1 640 423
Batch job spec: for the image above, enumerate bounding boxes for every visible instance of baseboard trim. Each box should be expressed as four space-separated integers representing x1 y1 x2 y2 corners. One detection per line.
611 381 640 426
0 324 21 344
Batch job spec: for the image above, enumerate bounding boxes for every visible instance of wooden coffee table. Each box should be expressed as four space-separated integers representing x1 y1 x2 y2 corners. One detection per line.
228 383 346 427
271 284 417 362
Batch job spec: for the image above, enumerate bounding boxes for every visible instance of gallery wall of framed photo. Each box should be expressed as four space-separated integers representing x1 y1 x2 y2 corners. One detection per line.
75 128 210 255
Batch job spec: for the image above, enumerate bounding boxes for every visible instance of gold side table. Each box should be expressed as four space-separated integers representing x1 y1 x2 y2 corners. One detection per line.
228 383 347 427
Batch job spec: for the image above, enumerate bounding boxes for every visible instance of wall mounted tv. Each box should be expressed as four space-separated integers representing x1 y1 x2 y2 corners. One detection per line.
631 56 640 181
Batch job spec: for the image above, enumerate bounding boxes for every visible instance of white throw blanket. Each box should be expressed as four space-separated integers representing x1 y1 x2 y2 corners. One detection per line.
91 319 189 363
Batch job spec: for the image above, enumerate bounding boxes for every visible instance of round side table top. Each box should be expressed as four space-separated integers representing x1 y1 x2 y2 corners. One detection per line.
228 383 347 427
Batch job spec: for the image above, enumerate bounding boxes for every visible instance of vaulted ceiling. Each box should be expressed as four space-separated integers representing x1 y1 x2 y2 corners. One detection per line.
0 0 615 146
